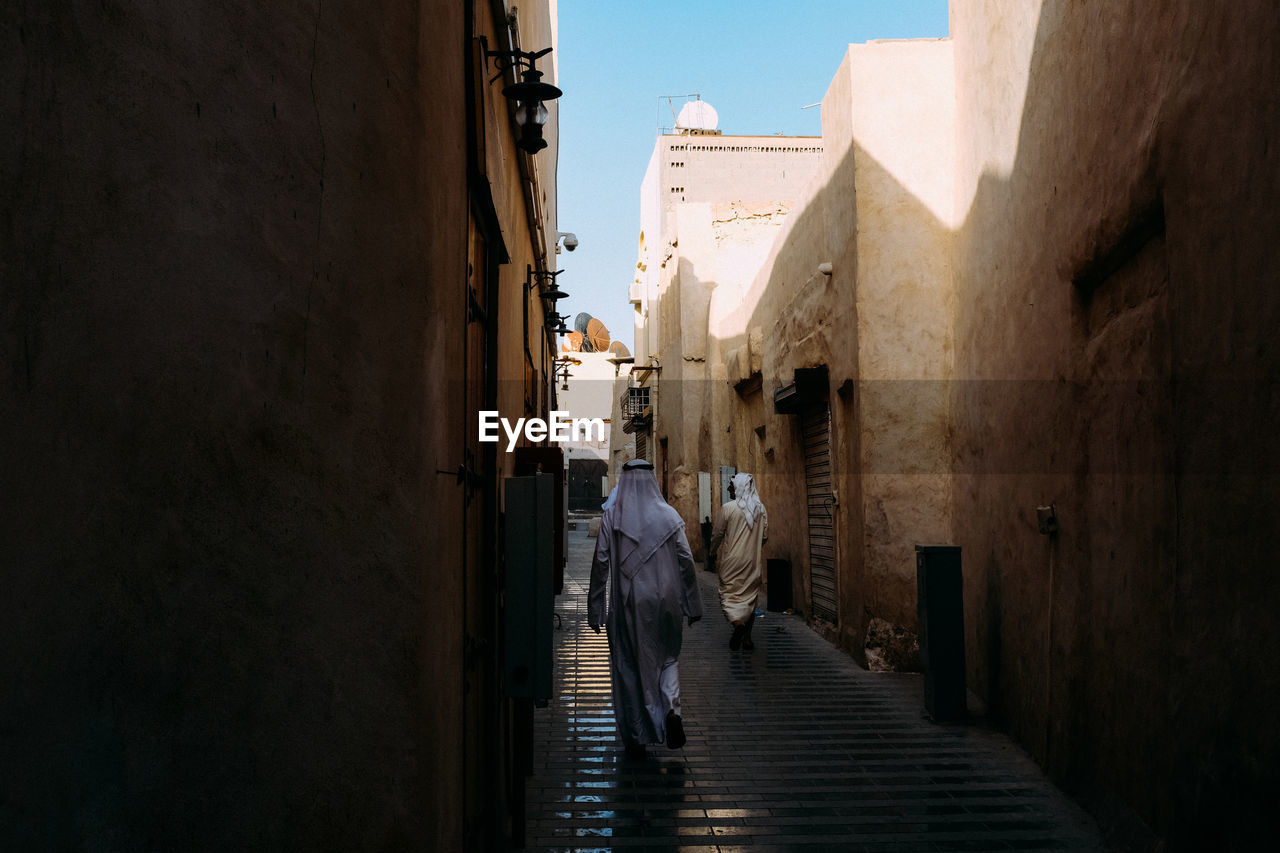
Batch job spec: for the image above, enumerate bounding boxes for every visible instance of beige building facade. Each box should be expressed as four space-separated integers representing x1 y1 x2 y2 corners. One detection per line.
628 2 1279 848
623 116 822 540
556 350 615 509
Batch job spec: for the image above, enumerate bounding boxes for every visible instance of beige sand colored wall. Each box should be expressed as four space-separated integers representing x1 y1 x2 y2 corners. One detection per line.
705 39 956 655
630 133 820 552
949 1 1280 845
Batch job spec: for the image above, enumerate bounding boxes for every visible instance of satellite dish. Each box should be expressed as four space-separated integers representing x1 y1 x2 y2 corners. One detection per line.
675 99 718 131
586 318 611 353
574 312 596 352
609 340 631 358
564 330 583 352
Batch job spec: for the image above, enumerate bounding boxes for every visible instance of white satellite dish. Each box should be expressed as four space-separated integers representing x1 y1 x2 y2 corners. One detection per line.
675 100 718 131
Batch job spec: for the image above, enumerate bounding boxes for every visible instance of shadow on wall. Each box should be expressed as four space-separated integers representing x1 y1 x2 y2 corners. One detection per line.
0 0 540 848
702 2 1280 849
707 133 954 671
947 3 1280 850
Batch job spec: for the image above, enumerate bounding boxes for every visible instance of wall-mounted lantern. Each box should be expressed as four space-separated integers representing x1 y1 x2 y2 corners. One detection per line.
486 46 562 154
554 357 578 391
546 312 572 335
526 266 568 302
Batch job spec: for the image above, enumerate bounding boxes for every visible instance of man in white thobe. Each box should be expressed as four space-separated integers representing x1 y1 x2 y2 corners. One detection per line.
589 459 702 759
710 472 768 650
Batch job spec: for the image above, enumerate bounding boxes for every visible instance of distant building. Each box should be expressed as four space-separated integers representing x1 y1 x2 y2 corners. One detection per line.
556 350 615 510
620 100 821 541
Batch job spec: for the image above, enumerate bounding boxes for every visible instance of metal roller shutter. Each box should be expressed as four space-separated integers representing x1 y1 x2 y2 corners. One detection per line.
801 403 837 622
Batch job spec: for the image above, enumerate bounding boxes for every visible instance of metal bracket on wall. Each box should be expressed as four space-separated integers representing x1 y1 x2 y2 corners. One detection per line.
437 457 484 503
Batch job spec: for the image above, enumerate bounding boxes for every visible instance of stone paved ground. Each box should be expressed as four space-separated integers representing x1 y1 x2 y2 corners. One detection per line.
522 526 1105 852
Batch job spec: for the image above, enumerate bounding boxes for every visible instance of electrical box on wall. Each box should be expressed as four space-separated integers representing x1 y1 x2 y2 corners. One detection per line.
514 445 566 593
916 544 967 722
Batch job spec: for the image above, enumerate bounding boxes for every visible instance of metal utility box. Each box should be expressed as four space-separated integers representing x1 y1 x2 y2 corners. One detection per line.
513 445 566 594
504 473 554 702
916 544 967 722
766 559 792 612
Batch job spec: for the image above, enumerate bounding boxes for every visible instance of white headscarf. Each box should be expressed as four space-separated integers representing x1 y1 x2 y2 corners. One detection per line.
731 472 765 529
605 459 684 577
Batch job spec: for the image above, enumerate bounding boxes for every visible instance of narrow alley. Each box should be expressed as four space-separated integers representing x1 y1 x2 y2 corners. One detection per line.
522 526 1105 851
7 1 1278 849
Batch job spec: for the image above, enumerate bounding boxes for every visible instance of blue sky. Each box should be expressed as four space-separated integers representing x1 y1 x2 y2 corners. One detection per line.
553 1 950 350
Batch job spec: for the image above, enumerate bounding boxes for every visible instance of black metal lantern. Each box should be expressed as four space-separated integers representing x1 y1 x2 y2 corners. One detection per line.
487 46 562 154
505 68 561 153
554 357 578 390
546 310 571 335
526 266 569 303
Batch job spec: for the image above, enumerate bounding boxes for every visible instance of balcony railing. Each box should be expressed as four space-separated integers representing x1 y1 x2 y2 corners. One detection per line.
620 385 650 420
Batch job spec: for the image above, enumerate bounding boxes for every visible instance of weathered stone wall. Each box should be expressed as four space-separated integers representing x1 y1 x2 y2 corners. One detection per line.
710 39 956 659
950 1 1280 845
1 0 558 847
658 138 822 236
845 39 956 636
625 2 1279 846
492 1 559 469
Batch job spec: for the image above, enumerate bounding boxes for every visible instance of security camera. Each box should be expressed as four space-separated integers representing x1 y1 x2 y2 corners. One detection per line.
557 231 579 253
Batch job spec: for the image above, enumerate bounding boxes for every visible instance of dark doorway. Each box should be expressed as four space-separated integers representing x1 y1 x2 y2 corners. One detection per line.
567 457 608 512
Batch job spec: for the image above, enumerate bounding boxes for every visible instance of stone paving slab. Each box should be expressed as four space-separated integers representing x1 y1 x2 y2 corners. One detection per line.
522 527 1105 852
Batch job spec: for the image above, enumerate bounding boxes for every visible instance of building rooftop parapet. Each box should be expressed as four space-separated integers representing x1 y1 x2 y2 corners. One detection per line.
662 132 822 139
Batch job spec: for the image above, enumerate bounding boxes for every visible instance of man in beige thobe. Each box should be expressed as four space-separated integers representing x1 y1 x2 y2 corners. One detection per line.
709 472 768 650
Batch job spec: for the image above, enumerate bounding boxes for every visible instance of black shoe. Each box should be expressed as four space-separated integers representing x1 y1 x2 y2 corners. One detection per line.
729 623 745 650
624 741 647 761
665 711 686 749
